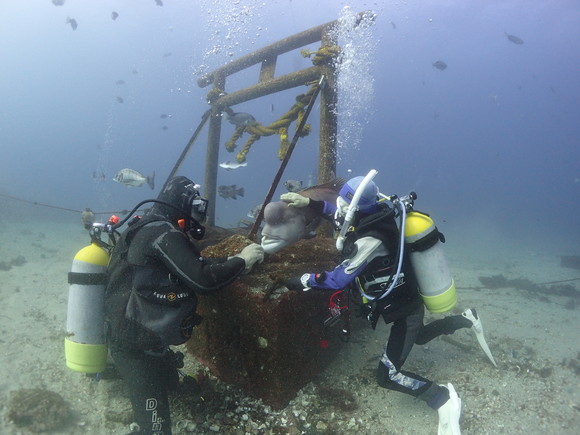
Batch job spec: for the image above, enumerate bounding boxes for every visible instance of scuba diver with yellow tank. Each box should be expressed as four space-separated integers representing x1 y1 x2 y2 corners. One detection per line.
283 169 496 435
65 176 264 435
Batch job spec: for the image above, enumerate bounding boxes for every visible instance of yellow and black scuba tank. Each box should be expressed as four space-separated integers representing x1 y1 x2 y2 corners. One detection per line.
404 211 457 313
64 216 120 374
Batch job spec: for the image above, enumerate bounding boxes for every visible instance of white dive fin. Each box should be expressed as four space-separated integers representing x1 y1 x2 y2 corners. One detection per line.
462 309 497 367
437 383 461 435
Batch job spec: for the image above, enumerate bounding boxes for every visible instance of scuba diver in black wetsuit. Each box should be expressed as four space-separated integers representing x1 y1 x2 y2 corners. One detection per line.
283 172 496 435
104 176 264 435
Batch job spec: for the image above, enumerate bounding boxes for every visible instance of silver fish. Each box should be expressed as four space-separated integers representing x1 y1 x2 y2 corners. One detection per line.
218 185 244 200
284 179 303 193
432 60 447 71
113 168 155 189
505 33 524 45
227 112 257 126
261 179 344 254
247 203 264 219
219 161 247 170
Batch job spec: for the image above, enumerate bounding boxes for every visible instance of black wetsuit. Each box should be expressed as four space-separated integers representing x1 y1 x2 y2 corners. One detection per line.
105 216 245 434
306 204 472 409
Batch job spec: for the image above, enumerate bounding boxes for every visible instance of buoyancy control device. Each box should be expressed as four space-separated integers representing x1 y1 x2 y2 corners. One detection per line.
341 169 456 314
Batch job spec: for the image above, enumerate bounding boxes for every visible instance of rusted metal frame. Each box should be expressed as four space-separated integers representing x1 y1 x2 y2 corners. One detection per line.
212 66 320 110
197 20 336 88
204 75 226 226
162 109 211 192
259 55 277 82
318 25 338 185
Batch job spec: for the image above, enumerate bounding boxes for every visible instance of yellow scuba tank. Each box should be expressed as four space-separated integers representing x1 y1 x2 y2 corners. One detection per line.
64 243 109 373
404 211 456 313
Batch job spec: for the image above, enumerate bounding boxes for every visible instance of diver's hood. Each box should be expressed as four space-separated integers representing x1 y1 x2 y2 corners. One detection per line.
148 176 199 221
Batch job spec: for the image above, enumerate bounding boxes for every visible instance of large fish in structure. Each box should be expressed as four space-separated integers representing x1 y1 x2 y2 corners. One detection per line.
261 179 344 254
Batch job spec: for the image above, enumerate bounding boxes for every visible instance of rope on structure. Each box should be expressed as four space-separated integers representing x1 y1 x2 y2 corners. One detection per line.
214 44 340 164
223 82 318 163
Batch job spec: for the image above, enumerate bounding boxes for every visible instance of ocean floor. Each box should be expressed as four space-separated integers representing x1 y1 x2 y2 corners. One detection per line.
0 210 579 434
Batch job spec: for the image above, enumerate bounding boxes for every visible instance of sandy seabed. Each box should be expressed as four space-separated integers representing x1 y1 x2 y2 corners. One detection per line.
0 212 579 434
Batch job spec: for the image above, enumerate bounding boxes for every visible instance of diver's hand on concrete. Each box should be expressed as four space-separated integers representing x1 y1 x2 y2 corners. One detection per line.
284 273 311 291
235 243 264 273
280 192 310 208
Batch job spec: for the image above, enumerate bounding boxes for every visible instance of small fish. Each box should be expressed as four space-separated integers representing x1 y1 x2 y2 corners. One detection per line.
116 79 125 85
113 168 155 189
160 114 170 119
52 0 65 6
116 96 124 103
247 203 264 219
227 112 257 126
162 52 172 58
81 208 95 230
390 21 396 29
218 185 244 200
132 69 139 75
432 60 447 71
219 161 248 170
92 171 106 182
155 0 164 6
111 11 119 20
505 33 524 45
284 179 303 193
162 126 168 130
66 17 78 31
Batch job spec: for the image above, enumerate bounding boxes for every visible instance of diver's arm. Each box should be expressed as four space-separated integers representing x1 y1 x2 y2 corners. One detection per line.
153 229 245 294
308 199 336 216
305 236 385 290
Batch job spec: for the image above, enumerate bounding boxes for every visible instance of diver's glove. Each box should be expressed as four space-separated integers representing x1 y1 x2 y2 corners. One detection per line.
234 243 264 273
280 192 310 208
284 273 312 291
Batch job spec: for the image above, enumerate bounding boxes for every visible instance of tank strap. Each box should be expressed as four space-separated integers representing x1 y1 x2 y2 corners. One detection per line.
68 271 108 285
406 227 444 252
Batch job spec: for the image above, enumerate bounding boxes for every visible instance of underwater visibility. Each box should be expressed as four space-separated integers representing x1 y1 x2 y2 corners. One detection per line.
0 1 579 434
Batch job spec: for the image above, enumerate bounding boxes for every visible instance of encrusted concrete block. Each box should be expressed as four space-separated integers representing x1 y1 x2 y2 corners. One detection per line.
187 235 344 408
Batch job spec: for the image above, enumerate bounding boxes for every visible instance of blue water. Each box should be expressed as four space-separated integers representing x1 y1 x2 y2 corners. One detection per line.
1 0 578 251
1 2 579 433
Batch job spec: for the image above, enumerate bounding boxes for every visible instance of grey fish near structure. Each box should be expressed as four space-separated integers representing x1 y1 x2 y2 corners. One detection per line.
432 60 447 71
227 112 257 127
81 208 95 230
113 168 155 189
247 203 264 219
66 17 78 31
261 179 345 254
284 179 303 193
218 185 244 200
219 161 247 170
505 33 524 45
